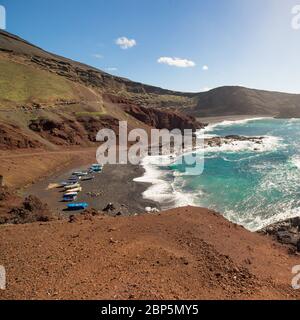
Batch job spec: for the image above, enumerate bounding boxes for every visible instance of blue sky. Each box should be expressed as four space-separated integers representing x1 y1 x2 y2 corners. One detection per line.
1 0 300 93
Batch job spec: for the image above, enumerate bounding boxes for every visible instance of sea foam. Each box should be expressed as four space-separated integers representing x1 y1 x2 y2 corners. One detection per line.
134 117 286 230
134 156 200 209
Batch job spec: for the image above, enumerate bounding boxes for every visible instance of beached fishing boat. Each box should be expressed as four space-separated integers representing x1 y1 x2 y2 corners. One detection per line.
67 203 89 210
73 171 88 177
63 194 77 202
66 187 82 193
64 183 81 190
90 164 103 172
64 191 78 196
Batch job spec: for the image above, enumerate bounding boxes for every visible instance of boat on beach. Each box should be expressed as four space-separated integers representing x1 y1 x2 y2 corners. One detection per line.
64 191 79 196
66 187 82 193
64 183 81 190
63 194 78 202
67 203 89 210
90 164 103 173
73 171 89 177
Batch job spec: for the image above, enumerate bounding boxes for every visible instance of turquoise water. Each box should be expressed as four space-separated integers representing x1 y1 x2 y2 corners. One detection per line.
139 118 300 231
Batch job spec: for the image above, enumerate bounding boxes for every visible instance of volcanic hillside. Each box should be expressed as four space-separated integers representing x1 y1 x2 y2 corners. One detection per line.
0 30 203 150
1 30 300 151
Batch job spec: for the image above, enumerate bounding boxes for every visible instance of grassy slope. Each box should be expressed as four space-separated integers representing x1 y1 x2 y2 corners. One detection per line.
0 58 75 106
0 55 154 149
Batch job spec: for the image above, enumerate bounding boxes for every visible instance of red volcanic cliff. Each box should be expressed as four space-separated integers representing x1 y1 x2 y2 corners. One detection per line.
122 104 206 132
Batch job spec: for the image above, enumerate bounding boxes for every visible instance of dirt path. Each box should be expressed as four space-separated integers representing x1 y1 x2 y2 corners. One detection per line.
0 148 97 159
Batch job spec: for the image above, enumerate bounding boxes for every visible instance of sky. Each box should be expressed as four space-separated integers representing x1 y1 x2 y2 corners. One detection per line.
1 0 300 93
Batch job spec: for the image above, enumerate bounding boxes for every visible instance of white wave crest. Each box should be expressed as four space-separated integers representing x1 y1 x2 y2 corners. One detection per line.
225 206 300 232
202 117 272 133
134 156 200 209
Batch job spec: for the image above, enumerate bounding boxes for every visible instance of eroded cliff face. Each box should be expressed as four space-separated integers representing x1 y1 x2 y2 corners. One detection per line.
104 94 205 131
0 122 42 149
26 108 205 148
122 104 205 132
28 116 121 147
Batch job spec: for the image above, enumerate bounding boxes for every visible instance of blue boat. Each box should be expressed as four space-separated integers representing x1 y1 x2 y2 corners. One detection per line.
63 194 77 202
67 203 89 210
90 164 103 173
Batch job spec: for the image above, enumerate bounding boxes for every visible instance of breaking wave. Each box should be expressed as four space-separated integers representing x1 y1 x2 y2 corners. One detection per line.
135 117 300 231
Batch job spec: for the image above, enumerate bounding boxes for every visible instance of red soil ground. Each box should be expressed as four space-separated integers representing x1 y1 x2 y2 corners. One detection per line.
0 207 299 300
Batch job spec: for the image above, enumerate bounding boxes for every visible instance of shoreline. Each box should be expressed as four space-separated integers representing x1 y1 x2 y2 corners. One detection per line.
134 116 291 233
25 163 161 216
134 116 278 219
5 116 283 227
197 115 272 124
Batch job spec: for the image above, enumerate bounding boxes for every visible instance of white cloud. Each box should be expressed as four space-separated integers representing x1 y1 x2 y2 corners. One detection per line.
92 54 103 59
200 87 211 92
115 37 137 49
202 65 208 71
157 57 196 68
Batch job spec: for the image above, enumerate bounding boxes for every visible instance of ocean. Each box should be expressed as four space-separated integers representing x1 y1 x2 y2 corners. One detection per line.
135 118 300 231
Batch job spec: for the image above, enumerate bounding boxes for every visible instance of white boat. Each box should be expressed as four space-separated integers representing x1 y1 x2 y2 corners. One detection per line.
66 187 82 193
64 191 79 196
73 171 88 177
64 183 81 190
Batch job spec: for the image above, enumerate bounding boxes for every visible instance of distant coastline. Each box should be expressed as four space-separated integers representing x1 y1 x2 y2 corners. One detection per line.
197 115 272 124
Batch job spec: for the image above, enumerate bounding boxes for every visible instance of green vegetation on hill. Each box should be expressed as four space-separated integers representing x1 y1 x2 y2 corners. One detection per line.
0 59 75 105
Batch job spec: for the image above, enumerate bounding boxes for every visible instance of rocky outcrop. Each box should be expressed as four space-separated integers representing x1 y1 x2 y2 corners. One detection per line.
205 136 264 148
0 122 42 149
28 115 124 146
77 115 120 142
259 217 300 253
29 118 88 146
122 104 206 132
8 195 55 224
0 191 56 225
27 108 205 148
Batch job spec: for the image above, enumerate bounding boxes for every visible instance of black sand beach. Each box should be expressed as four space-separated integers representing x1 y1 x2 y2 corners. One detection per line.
25 164 160 216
